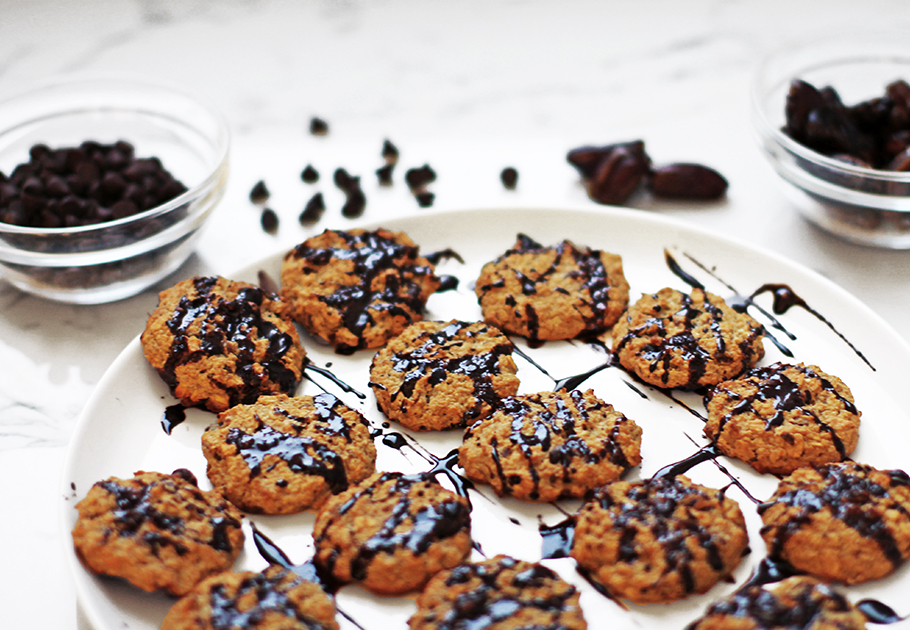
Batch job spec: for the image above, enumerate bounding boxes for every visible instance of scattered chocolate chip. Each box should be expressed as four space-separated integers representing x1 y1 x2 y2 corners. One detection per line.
376 163 394 186
309 117 329 136
648 163 728 200
341 188 366 218
261 207 279 233
500 167 518 190
300 192 325 225
405 164 436 191
334 168 356 192
301 165 319 184
381 139 399 163
249 180 269 204
586 145 649 205
415 191 435 208
567 141 648 179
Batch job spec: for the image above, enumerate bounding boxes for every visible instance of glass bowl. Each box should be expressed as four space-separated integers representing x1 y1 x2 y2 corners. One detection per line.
0 76 229 303
752 31 910 249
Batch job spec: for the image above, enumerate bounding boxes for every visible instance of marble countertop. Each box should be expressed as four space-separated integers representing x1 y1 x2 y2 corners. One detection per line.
2 0 910 626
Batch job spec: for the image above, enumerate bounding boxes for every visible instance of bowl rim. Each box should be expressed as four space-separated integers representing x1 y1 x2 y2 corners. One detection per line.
751 29 910 183
0 73 230 237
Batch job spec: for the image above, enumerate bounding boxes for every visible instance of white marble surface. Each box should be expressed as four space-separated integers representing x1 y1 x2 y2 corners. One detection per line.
2 0 910 626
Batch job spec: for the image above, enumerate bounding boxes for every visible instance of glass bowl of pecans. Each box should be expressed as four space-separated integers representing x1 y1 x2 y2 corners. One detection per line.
0 76 229 303
752 31 910 248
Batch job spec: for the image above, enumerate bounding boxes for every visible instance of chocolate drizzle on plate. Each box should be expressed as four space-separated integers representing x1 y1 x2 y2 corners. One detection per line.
161 404 187 435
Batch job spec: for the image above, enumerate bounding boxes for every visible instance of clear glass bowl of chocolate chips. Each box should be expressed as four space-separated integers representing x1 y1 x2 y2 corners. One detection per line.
0 76 229 303
753 31 910 248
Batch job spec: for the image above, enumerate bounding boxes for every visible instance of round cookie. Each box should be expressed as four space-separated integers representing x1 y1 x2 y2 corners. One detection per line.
705 363 861 475
409 555 587 630
312 471 472 595
759 461 910 585
71 469 244 596
611 287 765 390
570 474 749 604
161 565 339 630
459 389 642 502
280 228 441 354
475 233 629 344
201 393 377 514
369 319 520 432
142 276 306 413
686 576 867 630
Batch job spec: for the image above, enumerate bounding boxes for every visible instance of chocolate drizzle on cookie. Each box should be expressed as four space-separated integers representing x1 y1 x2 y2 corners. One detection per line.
99 469 241 556
162 277 301 406
709 363 856 460
315 472 471 584
759 463 910 570
288 230 440 354
429 556 580 630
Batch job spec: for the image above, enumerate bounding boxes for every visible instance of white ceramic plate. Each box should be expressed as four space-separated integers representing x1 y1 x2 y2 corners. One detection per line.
62 206 910 630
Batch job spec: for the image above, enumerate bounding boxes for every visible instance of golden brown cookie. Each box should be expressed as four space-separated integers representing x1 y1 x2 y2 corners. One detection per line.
280 228 441 354
141 276 306 413
369 319 520 432
705 363 861 475
312 471 472 595
71 469 244 596
474 234 629 344
570 474 749 604
759 461 910 585
611 287 765 390
409 555 587 630
161 565 339 630
459 389 642 502
201 393 377 515
686 576 867 630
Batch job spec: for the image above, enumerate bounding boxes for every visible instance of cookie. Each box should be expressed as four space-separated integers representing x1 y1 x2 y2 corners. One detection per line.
459 389 642 502
280 228 441 354
570 474 749 604
141 276 306 413
369 319 520 432
686 576 866 630
161 565 339 630
474 234 629 344
312 471 472 595
759 461 910 585
705 363 861 475
409 555 587 630
611 287 765 390
201 393 377 514
71 469 244 596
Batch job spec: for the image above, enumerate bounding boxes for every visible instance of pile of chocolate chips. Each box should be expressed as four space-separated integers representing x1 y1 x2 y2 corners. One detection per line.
785 79 910 170
567 140 727 205
0 141 187 228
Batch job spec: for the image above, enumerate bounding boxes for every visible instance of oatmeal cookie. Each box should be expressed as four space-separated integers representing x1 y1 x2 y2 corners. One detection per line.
570 474 749 604
474 234 629 344
312 471 472 595
409 555 587 630
686 576 866 630
459 389 642 502
280 228 441 354
201 393 377 514
71 469 244 596
161 564 339 630
759 461 910 585
705 363 861 475
611 287 764 390
369 319 520 432
141 276 306 413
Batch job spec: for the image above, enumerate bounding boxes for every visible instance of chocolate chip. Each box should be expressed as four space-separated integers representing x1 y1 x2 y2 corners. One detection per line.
415 191 435 208
310 117 329 136
500 167 518 189
648 163 728 200
382 139 399 163
376 163 394 186
299 192 325 224
249 180 269 204
334 168 355 192
342 188 366 218
301 164 319 184
261 207 279 233
405 164 436 191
